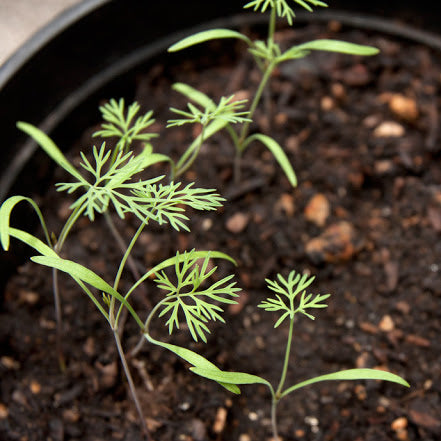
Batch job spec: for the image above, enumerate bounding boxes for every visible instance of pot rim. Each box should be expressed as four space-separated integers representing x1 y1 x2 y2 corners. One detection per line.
0 0 109 90
2 8 441 204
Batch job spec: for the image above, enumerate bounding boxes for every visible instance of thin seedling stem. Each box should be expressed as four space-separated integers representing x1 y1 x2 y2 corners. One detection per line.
233 149 243 184
234 60 277 182
239 60 276 146
51 205 85 370
276 317 294 396
52 268 65 371
113 329 151 441
104 211 147 299
104 211 150 341
271 396 280 441
270 317 295 440
175 124 207 179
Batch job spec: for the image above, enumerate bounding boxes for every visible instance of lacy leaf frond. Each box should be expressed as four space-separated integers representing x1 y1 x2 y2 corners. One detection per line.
259 270 330 326
244 0 327 25
56 144 223 228
93 98 158 154
167 95 251 128
155 250 240 342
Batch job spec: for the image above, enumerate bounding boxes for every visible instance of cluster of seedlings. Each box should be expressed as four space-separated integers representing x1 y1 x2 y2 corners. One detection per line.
0 1 408 440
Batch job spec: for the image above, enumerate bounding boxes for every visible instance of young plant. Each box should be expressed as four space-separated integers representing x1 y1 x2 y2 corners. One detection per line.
14 101 166 369
145 269 409 440
93 98 159 161
167 91 252 179
0 3 405 440
168 0 379 183
0 117 238 440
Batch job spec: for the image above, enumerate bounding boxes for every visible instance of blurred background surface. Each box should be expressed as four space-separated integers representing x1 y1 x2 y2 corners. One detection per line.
0 0 81 66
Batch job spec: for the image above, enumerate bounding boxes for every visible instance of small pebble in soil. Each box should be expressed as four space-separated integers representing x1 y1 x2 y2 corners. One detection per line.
294 429 306 438
359 321 378 334
375 159 396 175
17 289 39 305
0 403 8 419
305 221 360 264
29 380 41 394
225 212 249 233
12 389 27 406
62 408 81 423
96 361 118 389
304 416 319 433
404 334 431 347
146 417 163 432
39 317 56 329
356 351 370 368
1 356 20 370
378 314 395 332
201 218 213 231
388 93 419 121
423 379 433 390
373 121 405 137
274 193 295 217
304 193 330 227
179 401 191 411
355 384 367 401
331 82 346 100
429 263 439 272
248 411 259 422
391 417 408 431
391 417 410 441
320 95 335 111
336 63 372 86
212 407 228 434
83 336 96 357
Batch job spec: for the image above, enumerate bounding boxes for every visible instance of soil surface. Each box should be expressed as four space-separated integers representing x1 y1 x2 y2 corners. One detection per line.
1 17 441 441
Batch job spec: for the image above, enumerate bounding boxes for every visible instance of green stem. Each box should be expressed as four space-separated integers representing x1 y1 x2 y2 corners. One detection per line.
224 124 243 184
144 298 165 337
112 216 147 292
51 205 84 370
276 317 294 397
271 395 280 441
113 218 149 327
270 316 295 441
238 60 277 150
268 6 277 45
55 205 84 251
104 212 145 289
144 293 197 340
51 268 65 371
233 149 243 185
126 279 166 359
175 124 206 179
233 6 279 183
238 3 278 150
137 295 172 358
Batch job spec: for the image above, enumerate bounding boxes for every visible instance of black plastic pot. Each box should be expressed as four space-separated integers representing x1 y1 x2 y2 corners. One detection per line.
1 0 441 294
2 0 441 199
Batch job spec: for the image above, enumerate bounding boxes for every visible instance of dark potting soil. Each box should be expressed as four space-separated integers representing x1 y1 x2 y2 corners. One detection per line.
1 19 441 441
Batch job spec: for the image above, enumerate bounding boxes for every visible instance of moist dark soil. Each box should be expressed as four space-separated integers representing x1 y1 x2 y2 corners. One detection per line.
1 18 441 441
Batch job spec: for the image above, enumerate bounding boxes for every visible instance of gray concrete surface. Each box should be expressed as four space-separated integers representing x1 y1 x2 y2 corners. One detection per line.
0 0 81 66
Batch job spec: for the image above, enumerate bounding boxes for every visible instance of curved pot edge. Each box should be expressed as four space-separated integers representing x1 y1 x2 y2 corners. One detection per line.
2 9 441 204
0 0 109 90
